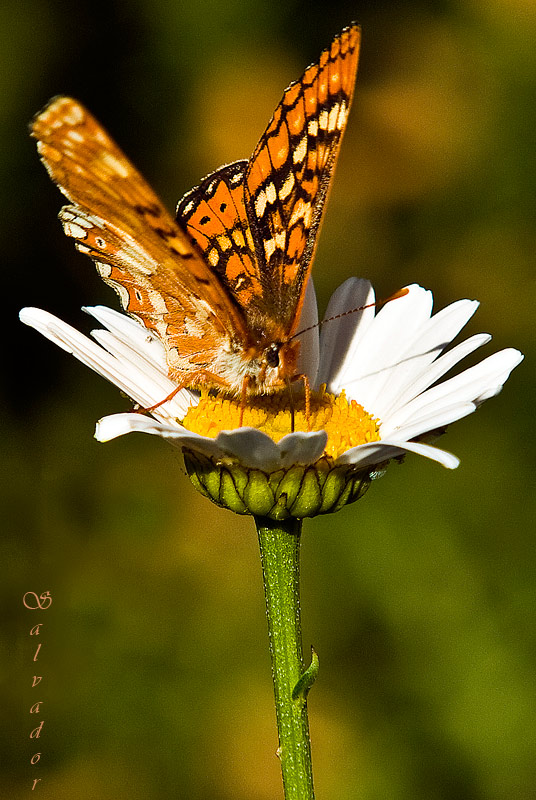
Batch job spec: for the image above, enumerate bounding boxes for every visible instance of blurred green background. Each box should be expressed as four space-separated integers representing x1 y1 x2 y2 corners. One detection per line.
2 0 535 798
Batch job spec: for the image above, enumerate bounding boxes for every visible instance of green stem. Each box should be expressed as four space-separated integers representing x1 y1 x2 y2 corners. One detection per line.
255 515 316 800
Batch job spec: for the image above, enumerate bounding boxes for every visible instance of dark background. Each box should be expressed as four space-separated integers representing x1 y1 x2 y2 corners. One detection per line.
3 0 535 798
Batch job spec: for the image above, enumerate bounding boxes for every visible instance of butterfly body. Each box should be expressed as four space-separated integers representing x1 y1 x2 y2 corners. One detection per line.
32 24 360 398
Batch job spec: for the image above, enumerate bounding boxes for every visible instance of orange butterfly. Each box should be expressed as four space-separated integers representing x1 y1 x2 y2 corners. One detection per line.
31 24 360 405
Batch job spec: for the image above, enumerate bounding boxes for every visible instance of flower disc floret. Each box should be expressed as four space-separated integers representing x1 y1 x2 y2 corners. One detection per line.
183 386 380 461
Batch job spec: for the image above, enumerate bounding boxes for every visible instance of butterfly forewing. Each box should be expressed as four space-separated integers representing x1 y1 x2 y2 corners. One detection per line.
244 23 360 335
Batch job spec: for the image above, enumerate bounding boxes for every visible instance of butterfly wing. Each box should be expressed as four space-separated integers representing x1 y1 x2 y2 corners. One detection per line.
245 23 360 335
175 24 360 345
31 97 249 381
176 160 268 326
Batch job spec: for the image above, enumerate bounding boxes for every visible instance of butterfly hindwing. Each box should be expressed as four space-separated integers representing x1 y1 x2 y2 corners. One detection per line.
176 161 265 316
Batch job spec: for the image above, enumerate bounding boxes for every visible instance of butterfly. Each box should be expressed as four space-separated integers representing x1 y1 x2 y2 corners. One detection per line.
31 24 361 405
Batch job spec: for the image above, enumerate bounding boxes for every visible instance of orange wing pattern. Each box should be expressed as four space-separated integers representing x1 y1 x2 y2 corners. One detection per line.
245 23 360 334
176 161 263 315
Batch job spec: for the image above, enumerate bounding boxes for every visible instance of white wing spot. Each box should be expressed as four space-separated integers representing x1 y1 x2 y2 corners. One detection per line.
308 119 319 136
76 215 94 228
66 129 85 143
293 134 307 165
63 221 89 239
278 172 295 200
337 101 348 129
184 316 205 337
275 231 286 249
255 190 267 219
217 234 232 251
328 103 340 133
147 289 169 314
208 248 219 267
60 210 93 229
100 152 130 178
62 106 85 126
264 238 276 261
265 182 277 205
318 110 329 130
105 279 130 310
96 262 112 277
230 170 244 186
232 229 245 248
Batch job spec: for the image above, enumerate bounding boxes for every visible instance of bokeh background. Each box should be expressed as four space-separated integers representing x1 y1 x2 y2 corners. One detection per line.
3 0 535 798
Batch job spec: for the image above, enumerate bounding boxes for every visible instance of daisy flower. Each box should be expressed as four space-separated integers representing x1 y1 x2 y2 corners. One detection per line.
19 278 522 517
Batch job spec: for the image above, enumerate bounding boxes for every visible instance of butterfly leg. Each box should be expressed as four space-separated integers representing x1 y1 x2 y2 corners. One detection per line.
302 375 311 424
239 376 251 428
288 373 311 431
136 382 188 414
301 374 311 430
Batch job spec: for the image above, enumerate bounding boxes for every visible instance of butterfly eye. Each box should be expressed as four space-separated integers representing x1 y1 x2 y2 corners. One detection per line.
265 344 280 368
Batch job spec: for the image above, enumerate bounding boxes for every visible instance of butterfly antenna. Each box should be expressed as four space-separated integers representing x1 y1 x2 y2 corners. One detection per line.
289 287 410 341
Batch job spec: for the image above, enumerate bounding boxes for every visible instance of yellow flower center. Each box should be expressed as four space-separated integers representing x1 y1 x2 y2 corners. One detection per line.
182 385 381 461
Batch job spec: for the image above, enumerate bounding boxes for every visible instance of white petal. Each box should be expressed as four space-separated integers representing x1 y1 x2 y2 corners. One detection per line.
369 299 480 419
215 428 327 470
315 278 375 389
383 348 523 433
472 348 524 404
338 285 433 409
90 328 194 419
20 307 193 424
83 305 168 367
382 402 476 441
215 428 282 469
295 278 320 383
20 307 87 355
277 430 328 467
96 413 223 457
379 333 491 423
337 439 460 470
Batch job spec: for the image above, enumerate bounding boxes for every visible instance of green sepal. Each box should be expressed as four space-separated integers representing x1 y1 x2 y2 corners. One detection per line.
183 449 374 520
